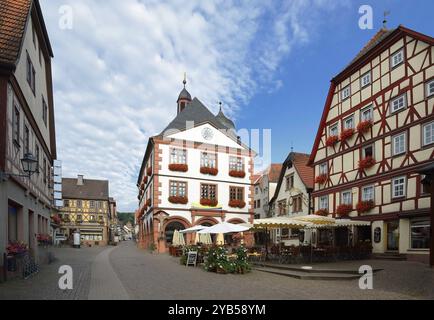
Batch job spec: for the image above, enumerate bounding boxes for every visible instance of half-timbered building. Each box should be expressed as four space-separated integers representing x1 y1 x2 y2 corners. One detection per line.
308 26 434 262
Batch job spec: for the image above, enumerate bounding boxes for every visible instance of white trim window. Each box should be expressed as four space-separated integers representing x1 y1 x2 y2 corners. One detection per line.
344 115 354 129
392 132 406 155
427 79 434 97
392 176 406 198
390 94 407 113
361 72 371 87
201 152 217 168
341 190 352 205
319 196 329 210
391 49 404 68
170 148 187 164
361 105 373 122
329 124 339 137
341 85 350 100
361 185 375 201
319 162 328 175
423 121 434 146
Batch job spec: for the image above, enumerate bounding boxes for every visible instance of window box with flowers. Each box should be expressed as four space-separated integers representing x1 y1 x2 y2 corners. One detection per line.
146 198 152 207
315 209 329 216
147 166 152 176
357 120 373 134
169 164 188 172
340 128 355 142
6 241 28 271
358 156 376 170
51 214 61 225
200 198 218 207
200 167 218 176
315 174 328 185
229 170 246 178
336 204 353 217
228 199 246 208
168 196 188 204
326 136 339 147
356 200 375 214
37 234 51 246
142 176 148 185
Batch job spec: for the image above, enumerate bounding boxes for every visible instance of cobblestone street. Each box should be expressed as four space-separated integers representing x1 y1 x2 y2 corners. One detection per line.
1 241 433 300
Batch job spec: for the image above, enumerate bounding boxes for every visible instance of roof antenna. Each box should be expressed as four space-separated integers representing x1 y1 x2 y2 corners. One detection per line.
183 72 187 88
383 11 390 30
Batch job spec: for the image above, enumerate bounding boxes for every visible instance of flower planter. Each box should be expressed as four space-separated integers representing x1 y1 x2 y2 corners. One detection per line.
336 204 353 217
228 199 246 208
200 198 218 207
229 170 246 178
326 135 339 147
168 196 188 204
315 209 329 216
315 174 328 184
357 120 373 133
358 156 376 170
146 198 151 207
147 166 152 176
356 200 375 214
340 128 355 142
169 164 188 172
200 167 218 176
143 176 148 184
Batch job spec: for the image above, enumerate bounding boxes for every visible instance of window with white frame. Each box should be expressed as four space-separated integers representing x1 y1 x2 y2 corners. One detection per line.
361 105 373 121
423 121 434 146
392 132 406 155
392 176 406 198
344 116 354 129
391 49 404 68
341 190 352 205
170 181 187 197
319 163 328 175
329 124 338 137
170 148 186 164
201 152 217 168
427 79 434 97
390 94 407 113
362 185 375 201
229 156 243 171
361 72 371 87
341 85 350 100
319 196 329 210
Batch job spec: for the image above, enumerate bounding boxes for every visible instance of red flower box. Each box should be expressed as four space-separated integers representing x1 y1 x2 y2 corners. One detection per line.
326 136 339 147
315 174 328 184
340 128 354 142
336 204 353 217
147 166 152 176
143 176 148 184
229 170 246 178
146 198 151 207
356 200 375 214
7 241 28 255
358 156 376 170
315 209 329 216
200 167 218 176
200 198 218 207
51 214 61 225
228 199 246 208
169 164 188 172
168 196 188 204
357 120 373 133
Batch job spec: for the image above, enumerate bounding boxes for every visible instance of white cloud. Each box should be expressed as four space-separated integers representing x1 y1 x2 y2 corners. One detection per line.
40 0 347 211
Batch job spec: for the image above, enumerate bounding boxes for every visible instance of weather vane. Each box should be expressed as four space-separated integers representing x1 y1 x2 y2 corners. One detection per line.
183 72 187 87
383 11 391 29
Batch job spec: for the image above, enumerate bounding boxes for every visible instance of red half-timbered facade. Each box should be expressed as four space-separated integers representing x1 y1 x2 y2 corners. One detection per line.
309 26 434 262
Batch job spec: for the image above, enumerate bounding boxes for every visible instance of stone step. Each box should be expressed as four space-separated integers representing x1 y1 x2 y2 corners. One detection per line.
252 262 383 275
254 267 362 281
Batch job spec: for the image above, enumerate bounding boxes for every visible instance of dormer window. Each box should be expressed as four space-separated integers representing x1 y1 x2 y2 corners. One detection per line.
341 85 350 101
391 49 404 68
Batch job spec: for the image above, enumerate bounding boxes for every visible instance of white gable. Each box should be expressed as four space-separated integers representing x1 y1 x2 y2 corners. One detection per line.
167 123 244 149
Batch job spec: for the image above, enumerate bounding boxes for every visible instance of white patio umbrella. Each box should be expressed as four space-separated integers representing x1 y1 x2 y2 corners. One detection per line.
172 230 180 246
201 233 212 245
197 222 250 234
179 225 209 234
194 232 200 244
178 232 185 246
216 233 225 245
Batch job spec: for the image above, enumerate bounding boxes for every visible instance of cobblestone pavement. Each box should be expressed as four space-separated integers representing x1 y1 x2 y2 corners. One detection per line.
1 241 433 300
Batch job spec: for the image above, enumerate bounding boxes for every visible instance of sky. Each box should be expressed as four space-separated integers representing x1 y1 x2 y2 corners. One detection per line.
39 0 434 211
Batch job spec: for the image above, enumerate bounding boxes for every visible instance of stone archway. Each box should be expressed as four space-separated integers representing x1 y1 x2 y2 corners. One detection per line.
195 217 219 226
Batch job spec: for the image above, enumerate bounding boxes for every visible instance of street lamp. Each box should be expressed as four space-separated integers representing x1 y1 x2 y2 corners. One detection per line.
0 152 39 180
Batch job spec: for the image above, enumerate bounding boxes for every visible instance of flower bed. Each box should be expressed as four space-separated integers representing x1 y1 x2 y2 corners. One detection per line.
356 200 375 214
315 174 328 184
336 204 353 217
168 196 188 204
204 246 251 274
358 156 376 170
326 135 339 147
200 167 218 176
169 163 188 172
228 199 246 208
147 166 152 176
340 128 355 142
357 120 373 133
315 209 329 216
7 241 28 256
229 170 246 178
200 198 218 207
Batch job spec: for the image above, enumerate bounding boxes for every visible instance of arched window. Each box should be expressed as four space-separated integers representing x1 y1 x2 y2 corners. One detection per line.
165 221 185 244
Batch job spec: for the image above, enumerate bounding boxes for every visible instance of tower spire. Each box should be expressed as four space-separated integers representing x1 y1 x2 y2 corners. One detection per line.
219 101 222 112
183 72 187 88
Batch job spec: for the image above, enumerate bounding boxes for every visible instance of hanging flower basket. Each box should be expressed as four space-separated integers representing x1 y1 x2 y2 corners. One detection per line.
200 198 218 207
200 167 218 176
168 196 188 204
229 170 246 178
147 166 152 176
356 200 375 214
169 164 188 172
315 209 329 216
336 204 353 217
357 120 373 133
340 128 355 142
326 135 339 147
315 174 328 184
358 156 376 170
228 199 246 208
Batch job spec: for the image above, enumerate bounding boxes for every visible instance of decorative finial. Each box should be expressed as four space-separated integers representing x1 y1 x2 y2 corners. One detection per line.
219 101 222 112
383 11 390 29
183 72 187 88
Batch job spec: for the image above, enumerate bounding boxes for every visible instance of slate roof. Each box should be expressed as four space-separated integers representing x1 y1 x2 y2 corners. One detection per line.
62 178 109 200
177 88 191 102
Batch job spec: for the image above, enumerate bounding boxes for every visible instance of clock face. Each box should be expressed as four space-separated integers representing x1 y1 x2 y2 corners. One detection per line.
201 128 214 140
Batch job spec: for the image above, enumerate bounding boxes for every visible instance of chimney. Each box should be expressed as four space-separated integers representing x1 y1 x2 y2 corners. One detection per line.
237 136 241 144
77 175 84 186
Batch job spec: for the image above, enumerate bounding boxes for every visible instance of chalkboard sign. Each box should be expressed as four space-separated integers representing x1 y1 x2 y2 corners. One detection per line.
186 251 197 267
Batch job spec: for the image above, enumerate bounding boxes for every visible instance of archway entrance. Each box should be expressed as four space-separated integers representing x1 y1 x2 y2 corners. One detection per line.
165 221 186 245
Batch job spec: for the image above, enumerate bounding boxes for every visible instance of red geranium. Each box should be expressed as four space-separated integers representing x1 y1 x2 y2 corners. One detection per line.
200 167 218 176
168 164 188 172
326 136 339 147
356 200 375 214
200 198 218 207
357 120 373 133
315 209 329 216
228 199 246 208
336 204 353 217
340 128 355 142
315 174 328 184
6 241 28 255
229 170 246 178
358 156 376 170
168 196 188 204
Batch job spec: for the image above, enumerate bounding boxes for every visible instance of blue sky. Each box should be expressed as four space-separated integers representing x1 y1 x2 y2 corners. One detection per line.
39 0 434 211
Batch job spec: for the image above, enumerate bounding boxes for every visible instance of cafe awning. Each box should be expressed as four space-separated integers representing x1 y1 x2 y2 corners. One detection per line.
305 219 371 229
253 217 311 229
293 214 335 225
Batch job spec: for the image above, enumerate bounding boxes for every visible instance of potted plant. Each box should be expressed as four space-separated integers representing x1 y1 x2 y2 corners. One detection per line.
148 242 157 253
326 135 339 147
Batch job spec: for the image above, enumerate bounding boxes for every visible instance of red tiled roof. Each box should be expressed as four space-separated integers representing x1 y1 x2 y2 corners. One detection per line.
291 153 314 189
268 163 283 183
0 0 32 66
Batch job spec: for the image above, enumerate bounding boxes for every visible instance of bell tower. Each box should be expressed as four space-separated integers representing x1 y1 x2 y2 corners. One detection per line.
177 73 192 114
